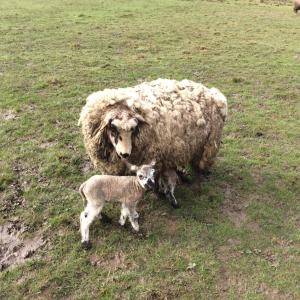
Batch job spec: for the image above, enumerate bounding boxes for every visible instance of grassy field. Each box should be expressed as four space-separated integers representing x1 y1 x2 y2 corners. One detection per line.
0 0 299 298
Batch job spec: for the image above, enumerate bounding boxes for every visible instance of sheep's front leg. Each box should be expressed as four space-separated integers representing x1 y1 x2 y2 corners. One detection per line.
80 204 103 248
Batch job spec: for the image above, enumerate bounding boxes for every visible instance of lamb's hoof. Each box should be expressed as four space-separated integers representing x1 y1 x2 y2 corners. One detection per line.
171 201 181 209
135 228 148 239
81 241 92 250
100 213 112 224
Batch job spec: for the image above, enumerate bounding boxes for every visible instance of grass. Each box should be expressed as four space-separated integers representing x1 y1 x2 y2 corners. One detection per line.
0 0 299 298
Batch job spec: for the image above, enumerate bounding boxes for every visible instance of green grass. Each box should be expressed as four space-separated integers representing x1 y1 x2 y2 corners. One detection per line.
0 0 299 298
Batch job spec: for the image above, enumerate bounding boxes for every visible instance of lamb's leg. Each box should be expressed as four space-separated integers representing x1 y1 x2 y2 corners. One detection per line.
127 205 139 232
80 203 103 248
166 191 180 209
119 203 129 226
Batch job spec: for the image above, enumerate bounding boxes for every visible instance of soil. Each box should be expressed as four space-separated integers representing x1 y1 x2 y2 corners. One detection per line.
222 184 247 227
0 218 46 270
0 109 16 121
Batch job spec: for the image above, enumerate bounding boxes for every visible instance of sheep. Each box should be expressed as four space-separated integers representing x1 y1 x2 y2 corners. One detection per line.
79 159 156 248
79 79 227 207
294 0 300 13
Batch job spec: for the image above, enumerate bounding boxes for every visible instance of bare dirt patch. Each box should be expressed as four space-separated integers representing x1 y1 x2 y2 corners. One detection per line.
81 159 92 174
39 140 57 149
222 184 247 227
0 162 26 217
0 109 17 121
90 251 134 271
0 218 46 270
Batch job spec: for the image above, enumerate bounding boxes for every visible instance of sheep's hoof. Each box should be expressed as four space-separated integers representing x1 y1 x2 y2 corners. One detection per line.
81 241 92 250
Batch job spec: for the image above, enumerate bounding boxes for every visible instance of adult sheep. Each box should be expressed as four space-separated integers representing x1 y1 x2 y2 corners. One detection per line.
79 79 227 206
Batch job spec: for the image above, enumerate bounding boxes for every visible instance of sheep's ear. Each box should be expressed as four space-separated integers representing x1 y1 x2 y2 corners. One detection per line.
135 114 148 125
100 116 113 131
122 158 138 173
96 126 113 161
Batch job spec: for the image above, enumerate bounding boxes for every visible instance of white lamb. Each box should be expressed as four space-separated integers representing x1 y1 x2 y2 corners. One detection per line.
79 159 155 248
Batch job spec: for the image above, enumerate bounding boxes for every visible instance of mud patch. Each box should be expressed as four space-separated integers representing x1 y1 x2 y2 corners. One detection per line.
0 109 16 121
0 218 46 270
90 251 134 271
0 161 26 217
222 185 247 227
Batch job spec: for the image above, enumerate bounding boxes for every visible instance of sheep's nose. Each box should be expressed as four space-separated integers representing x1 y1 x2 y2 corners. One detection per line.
120 153 129 158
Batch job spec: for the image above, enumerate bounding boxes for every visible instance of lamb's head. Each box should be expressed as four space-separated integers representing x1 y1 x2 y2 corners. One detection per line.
123 159 156 190
98 107 146 160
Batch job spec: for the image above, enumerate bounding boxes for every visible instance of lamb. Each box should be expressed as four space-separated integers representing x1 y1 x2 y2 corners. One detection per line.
294 0 300 13
79 159 156 248
79 79 227 207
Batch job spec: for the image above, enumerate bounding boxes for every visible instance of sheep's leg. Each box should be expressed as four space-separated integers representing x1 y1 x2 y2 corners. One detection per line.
80 203 103 247
128 205 139 232
119 203 129 226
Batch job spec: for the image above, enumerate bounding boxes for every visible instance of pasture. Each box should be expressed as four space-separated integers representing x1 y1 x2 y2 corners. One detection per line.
0 0 299 298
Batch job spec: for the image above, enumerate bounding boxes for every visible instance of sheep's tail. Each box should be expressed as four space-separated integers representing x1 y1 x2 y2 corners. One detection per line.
79 183 87 207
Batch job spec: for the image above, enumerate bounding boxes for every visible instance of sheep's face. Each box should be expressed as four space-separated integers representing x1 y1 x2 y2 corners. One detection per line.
104 110 146 159
136 163 156 190
108 118 137 159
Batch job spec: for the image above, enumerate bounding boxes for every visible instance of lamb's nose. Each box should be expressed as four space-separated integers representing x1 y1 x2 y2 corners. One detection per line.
120 153 129 158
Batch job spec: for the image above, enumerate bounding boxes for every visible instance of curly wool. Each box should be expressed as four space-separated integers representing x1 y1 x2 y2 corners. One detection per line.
79 79 227 175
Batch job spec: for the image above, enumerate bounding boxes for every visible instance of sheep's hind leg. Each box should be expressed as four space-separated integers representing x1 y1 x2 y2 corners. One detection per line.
80 203 103 249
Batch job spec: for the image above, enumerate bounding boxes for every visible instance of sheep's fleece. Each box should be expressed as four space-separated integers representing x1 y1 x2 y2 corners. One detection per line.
79 78 227 175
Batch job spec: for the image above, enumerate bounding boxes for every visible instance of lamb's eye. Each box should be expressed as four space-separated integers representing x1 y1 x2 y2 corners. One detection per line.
138 175 144 180
119 136 122 141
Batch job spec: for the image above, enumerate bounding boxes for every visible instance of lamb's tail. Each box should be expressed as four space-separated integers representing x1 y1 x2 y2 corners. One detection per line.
79 183 87 207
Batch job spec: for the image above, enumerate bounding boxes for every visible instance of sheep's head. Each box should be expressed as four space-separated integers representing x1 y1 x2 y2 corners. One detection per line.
123 159 156 190
97 107 147 160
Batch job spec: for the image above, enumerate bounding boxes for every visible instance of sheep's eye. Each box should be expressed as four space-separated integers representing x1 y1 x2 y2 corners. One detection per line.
138 175 144 180
119 136 122 141
110 124 118 132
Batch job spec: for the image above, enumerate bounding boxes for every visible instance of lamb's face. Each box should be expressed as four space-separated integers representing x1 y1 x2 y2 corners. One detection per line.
136 164 156 190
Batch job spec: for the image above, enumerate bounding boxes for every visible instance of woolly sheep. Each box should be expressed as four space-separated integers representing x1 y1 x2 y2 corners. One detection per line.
79 79 227 207
79 159 155 248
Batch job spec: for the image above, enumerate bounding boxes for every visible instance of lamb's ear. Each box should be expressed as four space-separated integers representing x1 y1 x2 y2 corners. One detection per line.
122 158 138 173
